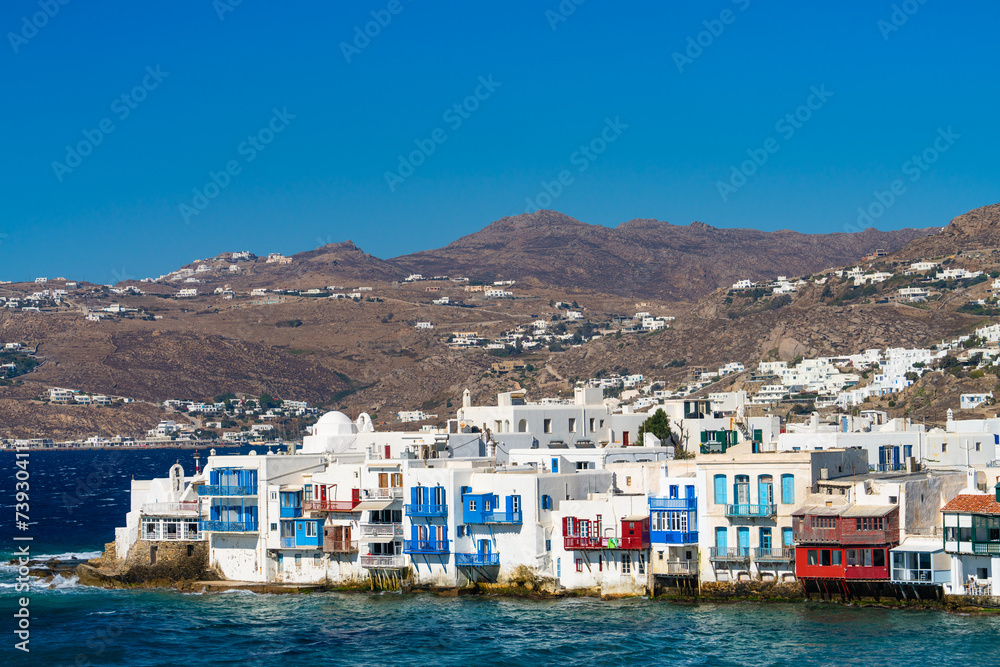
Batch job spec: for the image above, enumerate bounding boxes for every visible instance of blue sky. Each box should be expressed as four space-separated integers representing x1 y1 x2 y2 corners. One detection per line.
2 1 997 283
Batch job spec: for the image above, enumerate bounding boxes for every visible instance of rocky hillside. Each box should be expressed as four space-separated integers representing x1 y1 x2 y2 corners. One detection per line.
392 211 935 300
890 202 1000 261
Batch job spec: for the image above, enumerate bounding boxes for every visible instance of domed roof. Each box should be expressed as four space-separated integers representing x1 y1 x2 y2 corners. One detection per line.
313 411 357 437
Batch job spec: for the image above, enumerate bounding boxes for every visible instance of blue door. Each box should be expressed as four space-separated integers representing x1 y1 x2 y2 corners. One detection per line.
737 527 750 557
783 527 794 547
715 527 727 552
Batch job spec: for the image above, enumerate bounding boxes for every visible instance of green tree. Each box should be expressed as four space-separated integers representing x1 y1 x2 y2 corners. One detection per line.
637 408 672 446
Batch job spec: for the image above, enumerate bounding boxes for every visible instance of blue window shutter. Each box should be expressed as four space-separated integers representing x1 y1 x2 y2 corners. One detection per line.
714 475 726 505
783 527 793 546
781 475 794 504
686 485 695 499
411 486 418 505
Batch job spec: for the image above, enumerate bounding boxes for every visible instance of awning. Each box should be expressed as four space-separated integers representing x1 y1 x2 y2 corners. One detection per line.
842 505 896 518
354 499 395 511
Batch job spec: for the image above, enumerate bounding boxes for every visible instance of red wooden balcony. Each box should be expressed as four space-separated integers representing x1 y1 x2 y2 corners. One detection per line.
305 499 361 512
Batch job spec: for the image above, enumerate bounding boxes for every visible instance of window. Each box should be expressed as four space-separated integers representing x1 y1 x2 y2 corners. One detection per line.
734 475 750 504
759 528 772 550
832 550 842 566
511 495 521 513
569 418 576 433
657 550 664 561
469 500 477 511
542 495 551 510
942 443 947 453
556 558 561 577
598 555 603 571
669 485 679 499
576 558 583 572
808 549 818 566
811 516 835 528
781 474 795 504
295 554 302 568
758 475 773 505
518 419 527 433
551 458 559 473
484 499 492 511
873 549 885 567
313 554 321 566
305 522 317 538
270 523 278 532
304 486 313 503
544 419 552 434
856 517 884 531
783 528 793 547
976 442 982 452
622 554 631 574
714 475 727 505
638 554 645 575
626 476 632 487
545 539 551 552
589 418 596 431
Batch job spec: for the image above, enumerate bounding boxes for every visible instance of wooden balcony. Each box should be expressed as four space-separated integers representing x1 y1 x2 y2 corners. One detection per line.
323 539 359 554
360 554 407 569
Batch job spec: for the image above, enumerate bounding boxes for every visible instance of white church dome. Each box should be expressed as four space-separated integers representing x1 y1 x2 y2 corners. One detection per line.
313 411 357 437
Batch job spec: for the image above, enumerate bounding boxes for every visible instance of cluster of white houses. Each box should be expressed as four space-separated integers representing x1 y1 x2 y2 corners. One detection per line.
114 386 1000 598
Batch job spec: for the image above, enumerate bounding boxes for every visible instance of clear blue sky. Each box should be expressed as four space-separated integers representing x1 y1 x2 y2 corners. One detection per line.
2 1 997 283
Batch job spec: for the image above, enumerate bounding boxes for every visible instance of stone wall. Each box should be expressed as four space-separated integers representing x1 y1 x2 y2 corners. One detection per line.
116 539 213 585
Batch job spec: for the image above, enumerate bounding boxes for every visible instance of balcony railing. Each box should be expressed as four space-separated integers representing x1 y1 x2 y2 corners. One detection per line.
725 503 776 518
650 497 697 510
564 536 610 550
304 499 360 512
472 510 523 524
198 520 259 532
456 552 500 567
892 568 933 583
651 530 698 545
142 528 202 541
363 487 403 500
404 503 448 517
280 536 296 548
140 502 199 515
359 523 403 539
660 559 698 575
754 547 795 562
402 539 450 555
197 485 257 496
870 463 906 473
323 540 359 554
360 554 408 569
972 542 1000 556
709 547 750 562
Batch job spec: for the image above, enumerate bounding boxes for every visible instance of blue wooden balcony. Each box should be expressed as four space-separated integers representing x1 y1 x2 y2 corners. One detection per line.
198 484 257 496
457 552 500 567
651 530 698 545
725 503 776 518
650 497 697 510
404 503 448 518
198 520 259 532
403 539 451 555
464 509 522 524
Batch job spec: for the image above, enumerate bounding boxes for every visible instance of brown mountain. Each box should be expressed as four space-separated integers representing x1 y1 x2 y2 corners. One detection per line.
391 210 936 300
890 202 1000 261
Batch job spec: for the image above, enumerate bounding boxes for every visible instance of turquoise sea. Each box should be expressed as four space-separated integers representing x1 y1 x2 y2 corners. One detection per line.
3 449 1000 666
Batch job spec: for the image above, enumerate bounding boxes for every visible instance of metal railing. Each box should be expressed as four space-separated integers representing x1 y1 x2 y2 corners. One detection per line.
725 503 776 518
304 499 360 512
892 569 933 583
404 503 448 517
280 536 296 548
142 528 202 541
870 463 906 472
363 487 403 500
197 485 257 496
140 502 199 515
456 552 500 567
474 510 523 524
709 547 750 561
360 554 408 568
753 547 795 561
359 523 403 538
198 520 259 532
402 539 450 555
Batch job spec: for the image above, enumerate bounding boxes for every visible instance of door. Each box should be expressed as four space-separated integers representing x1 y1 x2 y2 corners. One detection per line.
735 476 750 505
379 472 389 489
760 527 772 551
478 539 491 556
715 527 728 553
737 527 750 557
759 476 773 506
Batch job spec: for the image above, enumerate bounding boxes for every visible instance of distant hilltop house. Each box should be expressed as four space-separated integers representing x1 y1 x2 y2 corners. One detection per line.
492 360 526 373
484 289 513 298
398 410 436 422
266 253 292 264
961 393 993 410
899 287 929 302
405 274 424 282
862 248 888 261
177 288 198 298
250 288 268 296
732 279 755 290
464 284 487 292
907 261 940 274
230 251 254 260
34 277 47 283
414 321 433 329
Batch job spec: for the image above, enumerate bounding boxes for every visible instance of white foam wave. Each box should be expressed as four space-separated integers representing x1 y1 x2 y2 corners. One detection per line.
31 551 103 561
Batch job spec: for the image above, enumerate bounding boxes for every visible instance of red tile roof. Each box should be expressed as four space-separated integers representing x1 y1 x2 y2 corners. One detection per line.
941 494 1000 515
